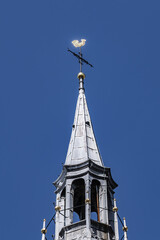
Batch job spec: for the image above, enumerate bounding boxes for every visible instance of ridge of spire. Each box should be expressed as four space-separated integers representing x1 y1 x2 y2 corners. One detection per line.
64 73 103 166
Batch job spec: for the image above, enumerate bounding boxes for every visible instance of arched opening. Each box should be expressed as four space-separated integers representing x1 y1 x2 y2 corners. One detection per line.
73 211 80 223
71 179 85 222
61 187 66 198
91 211 98 221
91 180 100 222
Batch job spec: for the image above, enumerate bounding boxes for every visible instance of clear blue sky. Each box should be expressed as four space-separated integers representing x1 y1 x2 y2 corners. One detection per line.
0 0 160 239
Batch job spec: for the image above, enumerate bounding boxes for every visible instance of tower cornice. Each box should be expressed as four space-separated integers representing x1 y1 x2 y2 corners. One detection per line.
53 159 118 193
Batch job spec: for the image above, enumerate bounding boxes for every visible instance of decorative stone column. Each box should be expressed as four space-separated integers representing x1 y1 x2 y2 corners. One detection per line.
99 181 109 225
55 193 61 240
113 199 119 240
85 174 91 231
65 183 72 225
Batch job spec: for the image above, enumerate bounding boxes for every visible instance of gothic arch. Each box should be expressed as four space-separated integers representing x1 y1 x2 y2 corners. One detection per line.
91 179 101 222
71 178 85 222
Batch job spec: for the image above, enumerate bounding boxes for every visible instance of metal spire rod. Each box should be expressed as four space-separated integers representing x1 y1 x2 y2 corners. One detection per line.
79 46 82 72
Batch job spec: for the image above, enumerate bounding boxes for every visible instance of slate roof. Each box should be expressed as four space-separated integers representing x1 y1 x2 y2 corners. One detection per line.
65 87 103 166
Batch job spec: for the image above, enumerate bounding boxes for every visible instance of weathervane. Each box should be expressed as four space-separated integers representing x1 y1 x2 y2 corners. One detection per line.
68 39 93 73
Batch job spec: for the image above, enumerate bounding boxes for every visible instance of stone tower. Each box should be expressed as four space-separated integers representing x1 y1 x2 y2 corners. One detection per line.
53 71 121 240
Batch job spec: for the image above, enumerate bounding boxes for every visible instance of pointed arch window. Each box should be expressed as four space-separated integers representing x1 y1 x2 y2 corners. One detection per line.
91 180 100 222
71 179 85 223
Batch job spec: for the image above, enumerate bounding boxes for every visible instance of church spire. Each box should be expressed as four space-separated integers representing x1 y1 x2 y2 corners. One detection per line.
65 40 103 166
52 41 123 240
39 40 129 240
65 71 103 166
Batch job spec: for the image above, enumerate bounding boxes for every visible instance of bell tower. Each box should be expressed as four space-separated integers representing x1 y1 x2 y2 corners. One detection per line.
54 69 118 240
40 40 128 240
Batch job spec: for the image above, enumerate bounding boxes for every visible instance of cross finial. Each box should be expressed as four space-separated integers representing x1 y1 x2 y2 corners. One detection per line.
68 39 93 91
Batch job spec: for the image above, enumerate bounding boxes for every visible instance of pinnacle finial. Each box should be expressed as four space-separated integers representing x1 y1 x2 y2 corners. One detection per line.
41 218 47 240
113 198 119 240
113 198 118 212
123 217 128 240
77 72 85 91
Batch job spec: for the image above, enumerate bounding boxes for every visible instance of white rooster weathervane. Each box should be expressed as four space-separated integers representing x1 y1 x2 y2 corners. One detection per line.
68 39 93 72
72 39 86 48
